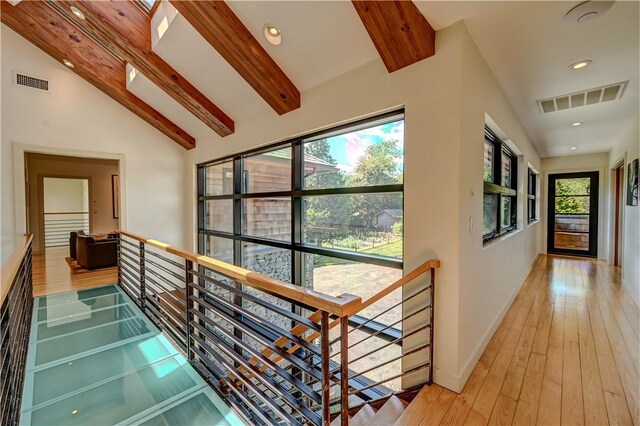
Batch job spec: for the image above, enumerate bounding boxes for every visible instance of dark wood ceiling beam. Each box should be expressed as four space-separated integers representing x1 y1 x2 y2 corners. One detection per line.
169 0 300 116
54 0 234 137
1 0 195 149
352 1 435 73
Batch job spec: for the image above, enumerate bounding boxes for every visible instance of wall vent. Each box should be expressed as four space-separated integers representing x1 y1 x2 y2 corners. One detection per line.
14 72 50 93
537 81 628 113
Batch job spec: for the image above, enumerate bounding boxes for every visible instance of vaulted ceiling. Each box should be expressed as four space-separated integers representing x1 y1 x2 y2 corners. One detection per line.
2 1 638 157
0 0 435 149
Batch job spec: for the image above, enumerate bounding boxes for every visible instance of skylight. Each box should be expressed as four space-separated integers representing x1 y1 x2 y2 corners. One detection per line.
138 0 156 12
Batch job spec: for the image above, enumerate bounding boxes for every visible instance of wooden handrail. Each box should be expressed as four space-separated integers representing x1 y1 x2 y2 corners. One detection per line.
0 234 33 306
116 230 362 317
348 259 440 315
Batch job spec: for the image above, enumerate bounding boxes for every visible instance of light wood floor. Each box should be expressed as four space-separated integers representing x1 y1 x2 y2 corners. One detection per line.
33 246 118 297
32 249 639 424
408 255 639 426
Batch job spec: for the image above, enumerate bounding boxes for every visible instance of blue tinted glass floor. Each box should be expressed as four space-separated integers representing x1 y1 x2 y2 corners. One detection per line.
21 285 243 426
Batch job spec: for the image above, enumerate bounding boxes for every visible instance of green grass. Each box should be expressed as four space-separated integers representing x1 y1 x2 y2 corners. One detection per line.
361 239 403 258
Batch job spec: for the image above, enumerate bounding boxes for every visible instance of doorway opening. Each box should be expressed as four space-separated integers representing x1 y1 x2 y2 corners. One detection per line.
547 171 599 258
43 177 90 248
612 162 624 266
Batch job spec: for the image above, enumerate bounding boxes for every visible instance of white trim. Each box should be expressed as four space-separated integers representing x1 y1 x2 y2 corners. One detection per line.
452 253 539 392
608 153 626 270
12 142 127 246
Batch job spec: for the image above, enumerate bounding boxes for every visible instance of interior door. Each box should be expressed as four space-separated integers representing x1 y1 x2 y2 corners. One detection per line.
547 171 599 257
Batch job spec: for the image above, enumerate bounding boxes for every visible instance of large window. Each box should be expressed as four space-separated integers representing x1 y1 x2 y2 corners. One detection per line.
483 127 517 243
197 111 404 303
528 168 538 223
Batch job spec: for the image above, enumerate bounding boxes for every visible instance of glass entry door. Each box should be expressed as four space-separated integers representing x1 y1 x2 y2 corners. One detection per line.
547 172 599 257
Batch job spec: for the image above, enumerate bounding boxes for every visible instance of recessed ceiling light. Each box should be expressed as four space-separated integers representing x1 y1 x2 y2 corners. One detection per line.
71 409 79 415
263 24 282 46
570 147 578 150
572 122 583 126
569 60 592 70
70 5 85 20
62 59 75 68
564 1 614 24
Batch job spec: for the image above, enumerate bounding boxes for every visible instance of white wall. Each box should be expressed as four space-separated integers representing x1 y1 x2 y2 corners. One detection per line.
456 25 542 388
609 117 640 306
43 177 87 213
183 21 542 391
541 153 610 260
1 24 188 265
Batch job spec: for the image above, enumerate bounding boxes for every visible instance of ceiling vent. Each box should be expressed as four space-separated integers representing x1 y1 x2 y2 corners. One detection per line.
14 71 50 93
537 81 628 113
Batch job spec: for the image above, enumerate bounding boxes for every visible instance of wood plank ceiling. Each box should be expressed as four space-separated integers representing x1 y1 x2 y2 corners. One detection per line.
2 0 436 149
352 1 436 73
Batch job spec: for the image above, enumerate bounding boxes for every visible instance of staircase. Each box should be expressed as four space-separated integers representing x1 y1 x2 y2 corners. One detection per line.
115 230 441 425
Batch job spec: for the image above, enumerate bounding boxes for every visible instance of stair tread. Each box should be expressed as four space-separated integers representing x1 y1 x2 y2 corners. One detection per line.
370 396 409 425
350 404 377 426
330 414 347 426
393 385 443 426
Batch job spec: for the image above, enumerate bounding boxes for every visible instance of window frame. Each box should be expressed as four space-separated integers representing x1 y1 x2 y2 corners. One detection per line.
483 127 518 244
527 168 538 223
197 110 405 343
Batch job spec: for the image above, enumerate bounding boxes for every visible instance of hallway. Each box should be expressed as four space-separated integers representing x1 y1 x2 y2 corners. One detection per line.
398 255 639 425
33 247 117 297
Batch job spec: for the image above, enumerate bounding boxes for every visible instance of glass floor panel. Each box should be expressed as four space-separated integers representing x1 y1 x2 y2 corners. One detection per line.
36 293 128 322
138 390 234 426
21 285 243 426
24 335 179 407
37 286 120 308
36 303 139 341
32 316 154 366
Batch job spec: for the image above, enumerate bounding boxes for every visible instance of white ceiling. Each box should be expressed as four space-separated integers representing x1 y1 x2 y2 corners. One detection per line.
135 1 638 157
417 0 639 157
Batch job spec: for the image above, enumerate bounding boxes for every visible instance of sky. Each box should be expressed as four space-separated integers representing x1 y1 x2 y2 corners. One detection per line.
319 119 405 173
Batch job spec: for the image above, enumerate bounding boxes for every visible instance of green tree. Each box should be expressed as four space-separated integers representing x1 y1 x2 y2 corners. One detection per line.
555 178 590 214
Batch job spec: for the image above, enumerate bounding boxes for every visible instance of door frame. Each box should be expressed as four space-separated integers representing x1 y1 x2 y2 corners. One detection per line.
547 171 599 258
37 174 93 253
610 154 626 267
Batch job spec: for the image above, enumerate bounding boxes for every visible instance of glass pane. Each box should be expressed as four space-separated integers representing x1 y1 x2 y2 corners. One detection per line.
37 286 119 309
555 228 589 251
242 197 292 242
303 119 404 190
36 304 138 341
483 194 498 236
140 392 232 426
484 141 494 183
501 151 512 187
28 335 178 406
203 236 234 263
203 199 233 233
501 196 512 228
555 195 590 214
204 161 233 196
27 356 197 426
242 243 292 283
555 177 590 196
37 293 126 322
242 147 292 193
555 214 589 232
528 199 536 221
303 193 403 258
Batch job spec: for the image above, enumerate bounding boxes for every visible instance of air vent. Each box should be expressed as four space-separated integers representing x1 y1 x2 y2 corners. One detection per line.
14 72 50 93
537 81 628 113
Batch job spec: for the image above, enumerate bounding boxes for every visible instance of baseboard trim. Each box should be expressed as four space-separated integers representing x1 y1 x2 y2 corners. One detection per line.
433 367 463 393
453 253 540 393
621 277 640 310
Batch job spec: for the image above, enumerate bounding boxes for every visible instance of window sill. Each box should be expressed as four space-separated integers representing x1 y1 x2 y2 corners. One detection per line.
527 219 540 227
482 228 522 250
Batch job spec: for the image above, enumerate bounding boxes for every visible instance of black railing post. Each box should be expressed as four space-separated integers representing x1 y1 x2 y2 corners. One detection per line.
429 268 435 384
320 311 330 426
139 242 146 311
185 259 194 362
340 316 349 426
116 233 122 287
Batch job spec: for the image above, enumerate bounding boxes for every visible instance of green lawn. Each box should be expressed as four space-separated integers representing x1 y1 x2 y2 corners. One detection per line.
361 239 403 258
